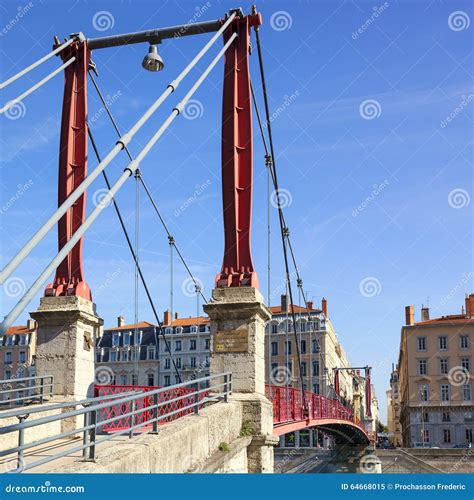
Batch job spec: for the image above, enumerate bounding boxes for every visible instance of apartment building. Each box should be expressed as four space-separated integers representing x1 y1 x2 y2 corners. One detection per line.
397 295 474 448
386 364 402 446
96 312 210 387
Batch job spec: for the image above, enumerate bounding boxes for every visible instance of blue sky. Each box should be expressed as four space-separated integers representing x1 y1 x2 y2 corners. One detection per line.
0 0 472 421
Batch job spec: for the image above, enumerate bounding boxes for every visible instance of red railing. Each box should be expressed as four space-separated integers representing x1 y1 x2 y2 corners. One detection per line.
266 385 364 430
95 384 208 432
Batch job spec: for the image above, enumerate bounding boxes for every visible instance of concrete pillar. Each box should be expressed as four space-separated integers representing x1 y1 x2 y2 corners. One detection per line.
204 287 278 473
30 296 103 401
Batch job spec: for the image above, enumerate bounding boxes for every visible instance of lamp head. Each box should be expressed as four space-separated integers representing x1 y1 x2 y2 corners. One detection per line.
142 44 164 72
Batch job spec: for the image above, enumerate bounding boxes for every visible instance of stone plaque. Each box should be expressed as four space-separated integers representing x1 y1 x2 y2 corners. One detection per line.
215 329 248 353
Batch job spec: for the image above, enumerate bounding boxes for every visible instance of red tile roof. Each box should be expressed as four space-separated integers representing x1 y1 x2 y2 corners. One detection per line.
105 321 156 331
5 325 34 335
170 316 209 327
269 305 321 315
415 314 474 326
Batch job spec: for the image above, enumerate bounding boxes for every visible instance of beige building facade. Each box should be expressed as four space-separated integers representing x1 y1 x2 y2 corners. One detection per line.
397 295 474 448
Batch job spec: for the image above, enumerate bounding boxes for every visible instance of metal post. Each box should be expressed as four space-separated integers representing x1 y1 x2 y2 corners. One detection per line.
129 400 136 438
194 382 200 415
39 377 44 403
223 374 228 403
16 414 28 470
151 393 158 434
82 406 90 459
88 409 97 460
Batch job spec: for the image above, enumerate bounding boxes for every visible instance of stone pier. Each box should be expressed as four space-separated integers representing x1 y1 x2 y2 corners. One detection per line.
204 287 278 473
30 296 103 401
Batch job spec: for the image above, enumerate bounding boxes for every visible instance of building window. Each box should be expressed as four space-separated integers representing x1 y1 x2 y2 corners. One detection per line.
5 336 14 346
301 362 307 376
440 358 448 375
18 335 27 346
120 374 127 385
312 340 320 354
442 412 450 422
438 336 448 351
110 350 117 362
96 351 102 363
205 339 210 350
147 373 154 387
419 384 429 402
148 346 156 360
422 412 429 423
417 337 427 351
121 350 129 362
466 429 473 443
165 358 170 370
418 359 427 375
4 370 11 380
313 383 320 394
165 327 172 335
271 342 278 356
300 322 306 332
112 333 120 346
4 352 12 364
123 332 131 346
284 341 292 355
190 339 197 351
176 327 183 335
175 340 182 352
286 362 292 376
462 384 472 401
130 347 139 361
176 357 182 369
19 351 26 364
312 360 320 377
132 374 138 386
164 375 170 386
271 362 278 372
460 335 469 350
461 358 470 372
443 429 451 444
191 357 196 368
271 323 278 334
300 340 307 354
422 429 429 444
440 384 450 402
190 326 197 334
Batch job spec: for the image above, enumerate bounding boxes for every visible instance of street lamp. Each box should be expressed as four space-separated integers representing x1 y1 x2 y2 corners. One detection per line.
142 44 164 72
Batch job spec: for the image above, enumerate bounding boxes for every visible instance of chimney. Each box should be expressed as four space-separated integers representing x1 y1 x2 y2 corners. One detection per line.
117 315 125 327
421 305 430 322
405 305 415 326
321 298 328 318
281 294 288 313
163 310 171 326
26 319 36 331
307 301 313 311
175 312 179 320
467 294 474 318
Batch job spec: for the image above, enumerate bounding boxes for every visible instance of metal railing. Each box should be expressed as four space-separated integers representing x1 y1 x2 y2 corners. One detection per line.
0 372 232 473
0 375 53 408
266 385 365 432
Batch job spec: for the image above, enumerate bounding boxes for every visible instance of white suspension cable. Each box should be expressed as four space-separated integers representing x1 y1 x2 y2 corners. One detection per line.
0 58 75 114
0 31 238 334
0 11 236 285
0 38 75 90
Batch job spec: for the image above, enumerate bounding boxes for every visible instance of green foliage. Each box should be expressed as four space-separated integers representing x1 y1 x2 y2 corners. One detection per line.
218 442 230 452
240 420 254 437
